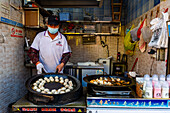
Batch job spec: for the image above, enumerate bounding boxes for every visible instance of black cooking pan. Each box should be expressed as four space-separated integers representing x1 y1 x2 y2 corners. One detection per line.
25 73 82 105
83 74 135 96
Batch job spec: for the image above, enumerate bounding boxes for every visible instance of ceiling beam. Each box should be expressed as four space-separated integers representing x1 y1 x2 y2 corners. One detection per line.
33 0 101 8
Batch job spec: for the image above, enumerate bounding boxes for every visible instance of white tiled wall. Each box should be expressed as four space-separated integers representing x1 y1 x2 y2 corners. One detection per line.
0 23 30 113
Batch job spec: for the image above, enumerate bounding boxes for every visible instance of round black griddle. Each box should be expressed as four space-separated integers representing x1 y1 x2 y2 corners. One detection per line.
44 82 64 91
83 74 135 96
25 73 82 105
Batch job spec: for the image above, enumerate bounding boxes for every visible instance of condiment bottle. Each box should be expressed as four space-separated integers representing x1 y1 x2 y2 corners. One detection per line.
159 74 165 86
152 74 158 88
154 82 161 98
166 74 170 86
162 81 169 98
143 74 150 97
145 81 153 98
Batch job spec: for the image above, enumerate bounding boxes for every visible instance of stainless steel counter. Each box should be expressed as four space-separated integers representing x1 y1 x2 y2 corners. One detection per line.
65 63 104 87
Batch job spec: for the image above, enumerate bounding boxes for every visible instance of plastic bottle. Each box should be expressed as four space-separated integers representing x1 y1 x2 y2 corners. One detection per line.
143 74 150 98
154 82 161 98
143 74 150 90
167 74 170 87
162 81 169 98
159 74 165 86
152 74 158 88
145 81 153 98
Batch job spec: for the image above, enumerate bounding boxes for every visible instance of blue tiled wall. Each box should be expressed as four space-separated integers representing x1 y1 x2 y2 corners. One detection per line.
127 0 160 23
46 0 160 25
59 0 112 21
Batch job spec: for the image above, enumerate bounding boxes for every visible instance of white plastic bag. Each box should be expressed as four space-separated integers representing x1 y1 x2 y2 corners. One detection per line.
148 12 169 48
148 28 162 47
161 12 169 48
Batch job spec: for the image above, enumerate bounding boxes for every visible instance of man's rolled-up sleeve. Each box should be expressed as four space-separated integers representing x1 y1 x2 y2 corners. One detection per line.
27 47 39 64
61 52 71 65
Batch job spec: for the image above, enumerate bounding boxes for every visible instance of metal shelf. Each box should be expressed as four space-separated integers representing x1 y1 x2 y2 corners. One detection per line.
61 21 120 24
63 33 120 36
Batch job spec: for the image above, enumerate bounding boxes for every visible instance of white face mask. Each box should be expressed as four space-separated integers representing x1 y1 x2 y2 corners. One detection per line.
48 27 59 34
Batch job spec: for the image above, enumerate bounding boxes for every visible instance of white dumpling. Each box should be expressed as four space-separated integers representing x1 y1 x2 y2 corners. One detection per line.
61 87 66 91
33 83 37 86
63 82 67 86
99 81 103 85
44 77 48 80
93 81 98 85
33 86 38 90
46 79 50 83
38 84 42 88
65 89 71 93
47 91 52 94
41 80 46 83
60 91 65 94
40 87 45 91
65 85 69 88
69 83 73 87
55 79 59 82
58 89 61 93
49 76 53 79
39 78 43 81
65 79 69 82
51 89 56 93
54 91 59 94
41 91 46 93
50 78 54 82
36 88 41 92
104 77 107 81
100 77 103 80
68 86 73 90
44 88 49 92
35 80 40 84
55 76 59 79
40 82 44 86
59 77 63 80
68 81 73 84
60 80 64 84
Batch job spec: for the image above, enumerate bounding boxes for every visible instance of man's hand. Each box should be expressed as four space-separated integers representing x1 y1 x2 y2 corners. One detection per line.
56 63 64 73
36 61 44 74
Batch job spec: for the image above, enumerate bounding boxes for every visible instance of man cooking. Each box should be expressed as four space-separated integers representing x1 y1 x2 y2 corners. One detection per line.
28 16 71 74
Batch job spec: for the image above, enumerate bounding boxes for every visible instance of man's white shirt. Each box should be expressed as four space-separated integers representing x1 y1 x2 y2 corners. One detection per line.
31 31 69 73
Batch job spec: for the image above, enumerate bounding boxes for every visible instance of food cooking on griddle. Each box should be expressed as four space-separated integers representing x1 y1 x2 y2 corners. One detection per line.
32 76 74 94
90 77 130 86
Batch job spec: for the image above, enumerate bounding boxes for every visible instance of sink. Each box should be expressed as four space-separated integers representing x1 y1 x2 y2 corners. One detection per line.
77 62 99 66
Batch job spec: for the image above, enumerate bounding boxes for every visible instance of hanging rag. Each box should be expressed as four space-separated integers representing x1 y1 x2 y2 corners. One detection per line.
138 19 147 52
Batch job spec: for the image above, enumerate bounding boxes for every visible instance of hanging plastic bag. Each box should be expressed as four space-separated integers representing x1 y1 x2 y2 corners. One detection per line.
137 19 146 39
138 19 147 52
139 33 146 52
141 26 152 43
141 20 152 43
161 12 169 48
130 23 141 41
148 11 169 48
148 27 163 47
124 25 137 55
148 17 163 47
